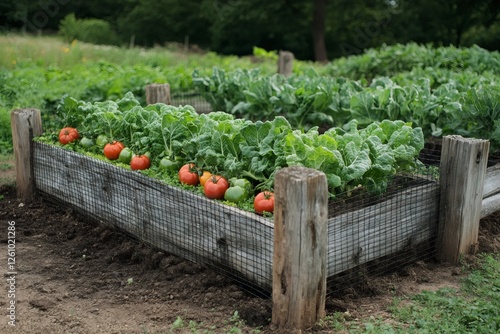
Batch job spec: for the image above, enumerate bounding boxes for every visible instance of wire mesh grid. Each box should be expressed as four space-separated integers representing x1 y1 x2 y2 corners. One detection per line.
326 151 442 297
32 142 274 296
32 141 443 299
170 90 213 114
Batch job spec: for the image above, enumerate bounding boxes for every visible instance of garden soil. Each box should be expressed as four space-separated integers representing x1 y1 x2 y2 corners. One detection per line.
0 179 499 333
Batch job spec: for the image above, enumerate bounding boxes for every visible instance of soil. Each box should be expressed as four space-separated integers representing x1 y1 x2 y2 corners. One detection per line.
0 174 499 333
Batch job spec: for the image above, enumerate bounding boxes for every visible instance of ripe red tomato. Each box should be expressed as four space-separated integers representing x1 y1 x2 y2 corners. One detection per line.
178 164 199 186
58 127 79 145
254 191 275 214
130 155 150 170
204 175 229 199
103 141 124 160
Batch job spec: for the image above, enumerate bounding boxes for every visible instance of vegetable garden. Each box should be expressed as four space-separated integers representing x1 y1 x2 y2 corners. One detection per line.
5 37 500 330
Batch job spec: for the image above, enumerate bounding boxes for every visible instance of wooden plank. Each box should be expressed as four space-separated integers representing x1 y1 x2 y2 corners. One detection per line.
327 183 440 276
272 167 328 330
438 135 490 263
10 109 43 202
32 142 274 290
483 164 500 199
481 192 500 219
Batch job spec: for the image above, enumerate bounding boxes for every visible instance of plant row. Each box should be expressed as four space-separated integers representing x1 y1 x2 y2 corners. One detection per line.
325 43 500 80
193 67 500 154
41 93 425 207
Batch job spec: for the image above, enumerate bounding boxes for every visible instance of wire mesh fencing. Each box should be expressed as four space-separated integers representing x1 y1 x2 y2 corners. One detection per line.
32 140 443 298
170 89 213 114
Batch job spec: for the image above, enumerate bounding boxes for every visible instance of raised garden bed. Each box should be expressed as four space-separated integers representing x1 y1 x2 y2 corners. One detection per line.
12 108 496 331
32 141 440 291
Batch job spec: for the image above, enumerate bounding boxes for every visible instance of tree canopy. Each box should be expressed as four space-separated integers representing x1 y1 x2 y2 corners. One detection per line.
1 0 498 61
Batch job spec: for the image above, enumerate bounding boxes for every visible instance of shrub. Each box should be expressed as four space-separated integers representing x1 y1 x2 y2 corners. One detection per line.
59 13 120 46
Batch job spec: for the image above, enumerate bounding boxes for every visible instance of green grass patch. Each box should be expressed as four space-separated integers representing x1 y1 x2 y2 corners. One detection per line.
321 253 500 333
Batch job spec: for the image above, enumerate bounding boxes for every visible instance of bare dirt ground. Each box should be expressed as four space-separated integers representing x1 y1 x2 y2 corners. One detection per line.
0 159 499 333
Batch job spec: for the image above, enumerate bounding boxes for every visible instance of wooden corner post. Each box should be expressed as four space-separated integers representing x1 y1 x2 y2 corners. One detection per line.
438 135 490 263
145 83 171 105
272 166 328 331
277 50 294 77
10 108 43 202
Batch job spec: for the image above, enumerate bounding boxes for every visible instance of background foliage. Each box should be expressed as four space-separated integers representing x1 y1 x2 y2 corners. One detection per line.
0 0 498 60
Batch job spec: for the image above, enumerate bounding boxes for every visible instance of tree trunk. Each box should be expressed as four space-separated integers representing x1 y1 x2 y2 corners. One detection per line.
312 0 328 63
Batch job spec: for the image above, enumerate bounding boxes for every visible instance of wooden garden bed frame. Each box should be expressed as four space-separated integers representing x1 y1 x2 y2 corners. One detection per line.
11 108 500 331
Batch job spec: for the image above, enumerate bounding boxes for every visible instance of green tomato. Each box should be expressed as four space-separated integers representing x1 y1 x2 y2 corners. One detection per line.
224 186 247 203
229 178 252 194
79 137 94 149
118 147 133 164
159 157 181 171
96 134 108 148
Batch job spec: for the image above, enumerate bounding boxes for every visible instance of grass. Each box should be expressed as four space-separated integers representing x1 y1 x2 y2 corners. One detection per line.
138 310 261 334
0 33 280 72
317 253 500 333
0 153 15 187
0 33 318 154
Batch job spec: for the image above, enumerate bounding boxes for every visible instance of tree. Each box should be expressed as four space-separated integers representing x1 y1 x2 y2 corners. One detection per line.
312 0 328 62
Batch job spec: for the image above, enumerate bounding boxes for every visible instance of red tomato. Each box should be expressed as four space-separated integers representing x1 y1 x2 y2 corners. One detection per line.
204 175 229 199
103 141 124 160
178 164 199 186
254 191 275 214
130 155 151 170
58 127 79 145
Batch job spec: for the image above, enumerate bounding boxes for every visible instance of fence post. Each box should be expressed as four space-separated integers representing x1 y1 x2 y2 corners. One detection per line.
438 135 490 263
145 83 171 105
277 50 294 77
272 166 328 331
10 108 43 202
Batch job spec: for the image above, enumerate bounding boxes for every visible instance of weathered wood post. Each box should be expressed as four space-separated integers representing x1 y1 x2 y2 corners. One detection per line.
277 51 294 77
438 135 490 263
272 166 328 331
10 108 43 202
145 83 171 105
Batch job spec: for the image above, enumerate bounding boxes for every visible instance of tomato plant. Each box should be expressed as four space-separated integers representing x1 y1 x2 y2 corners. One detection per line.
130 155 151 170
199 171 212 186
58 127 79 145
204 175 229 199
254 191 274 214
178 163 199 186
103 141 124 160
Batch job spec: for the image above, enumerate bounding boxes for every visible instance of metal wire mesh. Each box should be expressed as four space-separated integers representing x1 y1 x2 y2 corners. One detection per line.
32 141 443 298
170 90 213 114
326 149 442 297
32 142 273 296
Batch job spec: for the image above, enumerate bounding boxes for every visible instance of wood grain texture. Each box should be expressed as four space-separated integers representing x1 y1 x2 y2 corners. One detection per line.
481 164 500 218
483 164 500 198
11 109 43 202
146 83 171 105
272 166 328 330
438 135 490 263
